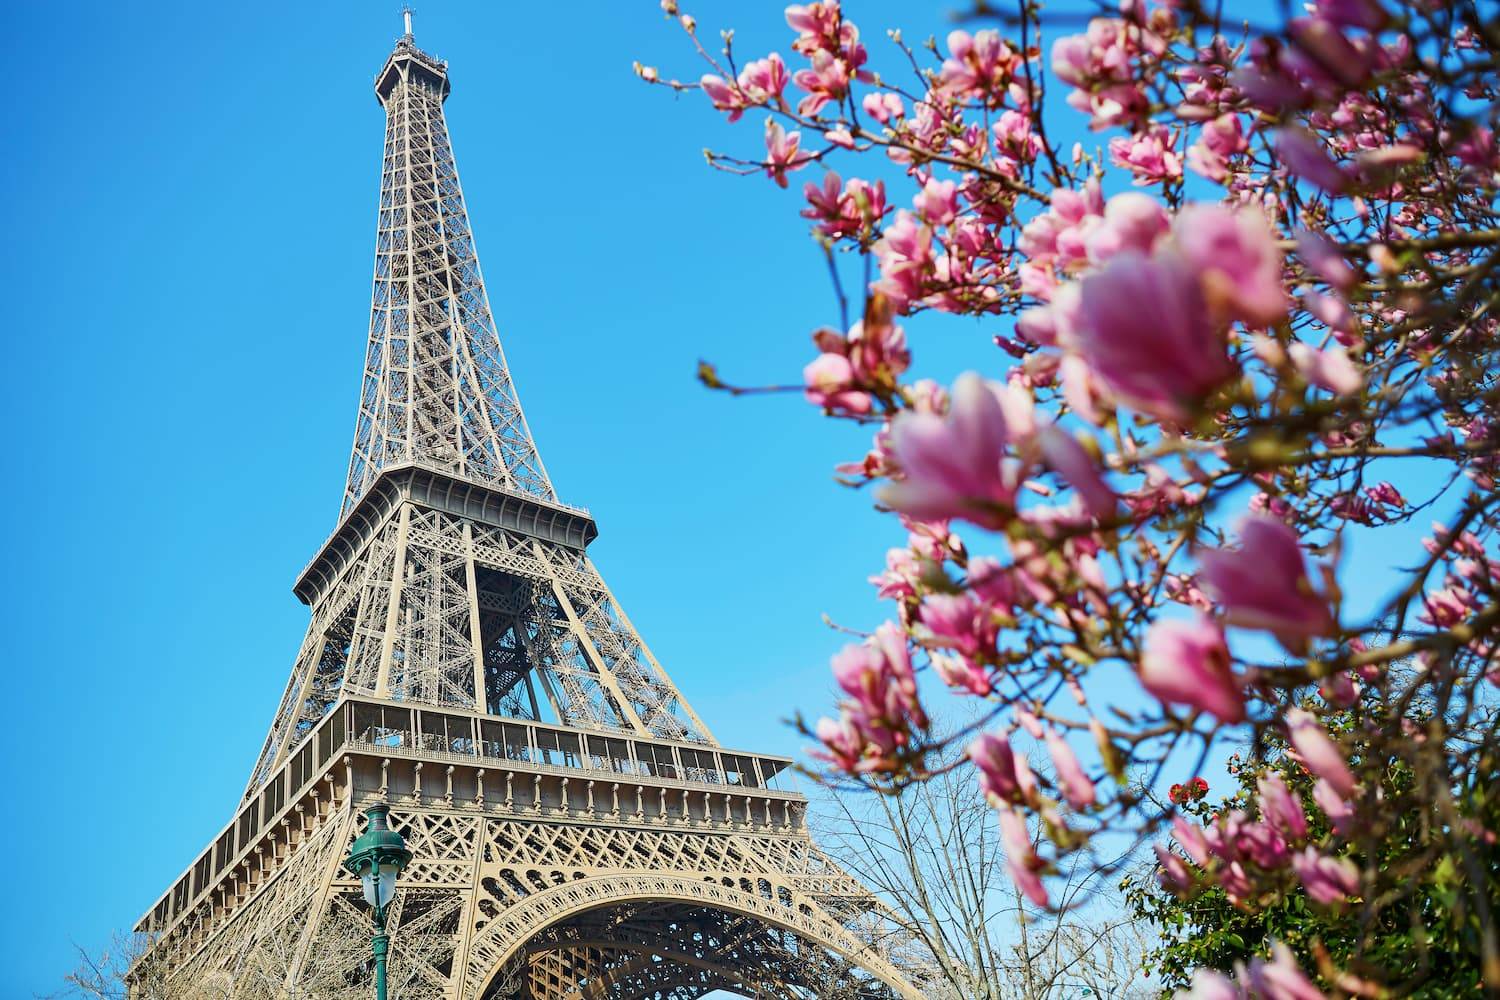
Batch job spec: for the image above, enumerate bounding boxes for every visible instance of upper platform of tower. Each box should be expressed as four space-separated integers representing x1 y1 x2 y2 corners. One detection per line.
374 15 450 105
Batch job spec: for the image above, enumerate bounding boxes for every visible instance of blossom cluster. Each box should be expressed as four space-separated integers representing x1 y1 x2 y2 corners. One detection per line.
645 0 1500 992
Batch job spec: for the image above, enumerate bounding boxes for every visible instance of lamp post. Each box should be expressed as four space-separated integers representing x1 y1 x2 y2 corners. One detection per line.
343 803 412 1000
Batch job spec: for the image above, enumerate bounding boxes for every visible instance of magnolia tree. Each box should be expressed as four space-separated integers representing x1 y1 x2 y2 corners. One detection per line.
641 0 1499 996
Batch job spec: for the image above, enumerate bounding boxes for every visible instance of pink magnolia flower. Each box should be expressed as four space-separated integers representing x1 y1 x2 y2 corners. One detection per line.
823 127 855 149
1016 304 1064 347
1186 114 1249 182
913 178 960 226
1085 193 1170 263
1423 522 1486 559
1198 516 1334 647
813 714 864 772
764 119 810 188
1315 0 1388 31
1286 708 1356 798
1015 707 1045 739
868 546 921 600
1218 859 1254 906
1312 777 1356 835
1301 291 1357 343
1249 490 1296 522
1232 61 1306 113
1049 33 1093 88
803 353 872 414
1109 127 1183 185
1186 143 1230 183
785 1 840 41
1059 352 1105 425
1237 819 1291 870
802 173 888 241
1139 615 1246 723
940 29 1020 99
1173 205 1288 328
861 91 903 124
1319 669 1359 707
1289 343 1363 396
935 652 993 695
969 731 1021 802
1246 942 1325 1000
829 642 887 713
1355 143 1424 181
872 210 935 311
1050 18 1156 128
1156 843 1194 895
738 52 789 104
1045 729 1096 809
998 806 1049 907
918 591 998 658
1420 585 1477 627
1452 125 1497 169
1071 250 1235 422
827 622 927 762
1173 816 1212 867
1020 182 1107 273
1288 15 1376 89
1275 127 1350 192
1175 969 1243 1000
1013 750 1038 803
967 555 1019 608
700 74 748 120
1292 847 1360 904
1053 183 1100 225
1295 228 1359 292
879 373 1024 528
844 312 909 383
1257 773 1309 840
786 1 869 78
793 49 853 115
993 110 1043 162
1036 425 1116 518
803 171 844 222
804 308 906 389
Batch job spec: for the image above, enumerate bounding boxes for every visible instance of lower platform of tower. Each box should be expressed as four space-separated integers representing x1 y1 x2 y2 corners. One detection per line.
133 697 923 999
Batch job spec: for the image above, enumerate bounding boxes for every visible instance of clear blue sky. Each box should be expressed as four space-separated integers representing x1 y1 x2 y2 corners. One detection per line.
3 3 1451 995
2 2 979 993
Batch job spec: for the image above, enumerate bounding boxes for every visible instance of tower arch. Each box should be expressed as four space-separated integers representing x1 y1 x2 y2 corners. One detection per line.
468 874 920 1000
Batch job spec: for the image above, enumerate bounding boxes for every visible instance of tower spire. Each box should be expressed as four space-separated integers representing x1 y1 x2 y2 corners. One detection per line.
402 4 413 38
351 26 551 517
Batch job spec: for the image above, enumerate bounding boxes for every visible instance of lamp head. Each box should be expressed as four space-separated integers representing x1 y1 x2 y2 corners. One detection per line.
343 803 412 911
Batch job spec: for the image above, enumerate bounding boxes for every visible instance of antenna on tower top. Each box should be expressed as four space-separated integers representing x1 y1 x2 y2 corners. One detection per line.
402 5 414 38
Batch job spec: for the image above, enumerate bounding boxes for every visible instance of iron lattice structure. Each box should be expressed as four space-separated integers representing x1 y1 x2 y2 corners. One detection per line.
133 25 925 1000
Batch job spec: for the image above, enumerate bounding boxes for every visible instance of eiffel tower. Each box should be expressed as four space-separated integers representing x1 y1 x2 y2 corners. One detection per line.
134 18 921 1000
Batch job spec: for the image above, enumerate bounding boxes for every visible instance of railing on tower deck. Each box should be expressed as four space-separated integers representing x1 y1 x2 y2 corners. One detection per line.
343 699 788 789
136 694 799 938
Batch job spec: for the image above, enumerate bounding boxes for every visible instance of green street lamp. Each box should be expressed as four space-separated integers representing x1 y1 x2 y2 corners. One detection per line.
343 803 412 1000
